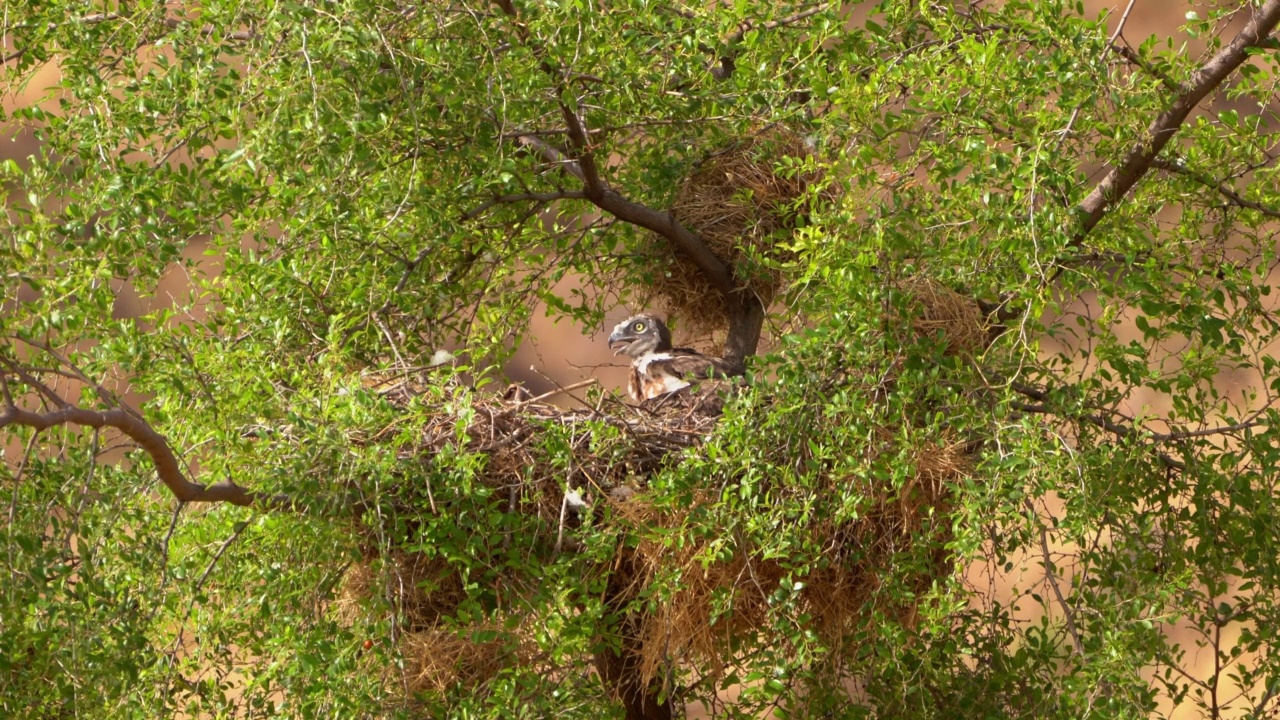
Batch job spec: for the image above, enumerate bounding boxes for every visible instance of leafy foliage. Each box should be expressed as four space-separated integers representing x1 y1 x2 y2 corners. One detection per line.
4 0 1280 717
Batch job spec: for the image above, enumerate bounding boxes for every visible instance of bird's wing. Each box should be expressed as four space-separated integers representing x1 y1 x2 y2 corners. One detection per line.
650 348 738 382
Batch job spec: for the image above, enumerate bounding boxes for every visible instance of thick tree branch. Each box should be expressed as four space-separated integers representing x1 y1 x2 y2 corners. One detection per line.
1150 158 1280 219
1073 0 1280 245
492 0 766 363
556 105 739 298
554 103 765 363
514 133 589 183
0 402 286 509
516 123 764 363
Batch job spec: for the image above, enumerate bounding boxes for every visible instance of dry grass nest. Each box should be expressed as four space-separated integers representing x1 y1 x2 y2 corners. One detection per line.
335 559 519 694
335 373 971 697
899 276 990 356
633 126 833 339
613 431 966 690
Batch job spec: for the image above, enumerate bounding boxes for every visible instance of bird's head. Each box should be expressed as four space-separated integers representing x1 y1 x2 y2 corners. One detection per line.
607 314 672 358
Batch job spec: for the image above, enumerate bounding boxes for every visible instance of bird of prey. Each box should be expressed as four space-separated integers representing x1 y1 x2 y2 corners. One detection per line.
607 314 739 403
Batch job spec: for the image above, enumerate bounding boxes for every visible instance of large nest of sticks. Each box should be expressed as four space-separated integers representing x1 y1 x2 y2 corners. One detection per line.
634 126 830 338
334 371 970 701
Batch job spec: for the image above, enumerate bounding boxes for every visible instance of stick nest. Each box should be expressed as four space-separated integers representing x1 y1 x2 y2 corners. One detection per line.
336 374 968 699
634 126 830 338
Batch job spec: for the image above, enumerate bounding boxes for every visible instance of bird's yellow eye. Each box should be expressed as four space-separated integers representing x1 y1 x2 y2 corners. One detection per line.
633 322 646 332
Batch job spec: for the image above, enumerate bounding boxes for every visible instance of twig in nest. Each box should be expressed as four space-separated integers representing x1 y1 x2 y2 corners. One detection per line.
524 370 599 410
504 377 599 412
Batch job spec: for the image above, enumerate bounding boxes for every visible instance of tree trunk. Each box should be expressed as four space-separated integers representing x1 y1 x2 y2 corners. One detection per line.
594 549 673 720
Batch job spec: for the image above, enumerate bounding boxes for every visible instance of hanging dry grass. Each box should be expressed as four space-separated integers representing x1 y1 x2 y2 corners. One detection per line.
401 625 520 694
631 126 831 338
335 548 531 697
614 436 968 688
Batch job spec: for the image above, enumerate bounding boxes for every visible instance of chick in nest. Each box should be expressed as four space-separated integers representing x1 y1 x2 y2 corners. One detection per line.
607 314 741 404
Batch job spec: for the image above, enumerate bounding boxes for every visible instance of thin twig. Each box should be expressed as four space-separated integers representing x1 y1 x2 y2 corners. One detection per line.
0 370 12 408
723 5 828 46
157 502 186 597
506 378 599 411
1026 499 1086 659
63 428 100 551
167 520 252 669
462 189 588 220
1054 1 1136 152
1107 0 1138 46
6 432 40 579
1151 158 1280 219
3 12 255 66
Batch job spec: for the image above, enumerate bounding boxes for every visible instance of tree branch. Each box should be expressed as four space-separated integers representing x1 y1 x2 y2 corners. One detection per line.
1073 0 1280 246
3 12 255 65
555 104 740 298
1026 499 1086 659
1003 378 1185 469
462 190 588 221
493 1 766 363
515 133 589 183
1106 0 1138 46
1109 42 1182 93
0 403 287 509
552 104 765 364
667 3 828 82
723 5 828 47
515 123 727 290
1150 158 1280 219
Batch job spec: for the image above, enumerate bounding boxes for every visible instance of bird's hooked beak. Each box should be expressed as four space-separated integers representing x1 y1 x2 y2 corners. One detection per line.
607 328 633 356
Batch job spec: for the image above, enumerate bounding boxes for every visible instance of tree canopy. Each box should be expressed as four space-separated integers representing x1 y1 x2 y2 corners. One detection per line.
4 0 1280 717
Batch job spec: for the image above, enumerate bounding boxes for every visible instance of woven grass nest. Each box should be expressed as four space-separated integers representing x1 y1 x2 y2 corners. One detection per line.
334 371 970 700
898 276 990 356
636 126 831 338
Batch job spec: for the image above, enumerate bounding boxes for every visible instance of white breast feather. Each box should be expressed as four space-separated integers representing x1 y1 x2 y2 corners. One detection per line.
635 352 690 395
634 353 667 374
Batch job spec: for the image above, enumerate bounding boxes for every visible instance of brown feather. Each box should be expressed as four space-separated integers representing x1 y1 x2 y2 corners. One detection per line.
647 349 736 383
629 348 739 402
608 315 741 402
627 368 645 403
